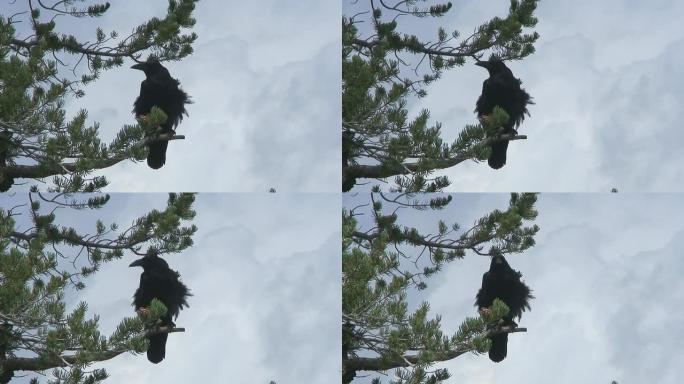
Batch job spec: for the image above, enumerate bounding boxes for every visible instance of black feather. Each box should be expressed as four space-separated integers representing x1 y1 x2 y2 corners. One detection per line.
474 60 533 169
475 255 533 362
0 130 14 192
130 250 191 363
132 59 191 169
342 130 357 192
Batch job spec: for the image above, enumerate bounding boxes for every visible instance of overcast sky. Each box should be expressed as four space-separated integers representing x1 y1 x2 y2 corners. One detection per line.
4 193 340 384
2 0 339 192
344 0 684 192
344 193 683 383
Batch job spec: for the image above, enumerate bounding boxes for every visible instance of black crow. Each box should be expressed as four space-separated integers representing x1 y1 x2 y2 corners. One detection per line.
0 130 13 192
475 60 533 169
342 322 358 384
475 255 533 362
342 130 356 192
132 58 191 169
129 250 191 363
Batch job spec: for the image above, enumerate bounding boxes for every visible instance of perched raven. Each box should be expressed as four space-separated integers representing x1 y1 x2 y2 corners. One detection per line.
129 250 191 363
0 130 13 192
132 58 191 169
475 255 533 362
342 130 356 192
342 322 361 383
475 60 533 169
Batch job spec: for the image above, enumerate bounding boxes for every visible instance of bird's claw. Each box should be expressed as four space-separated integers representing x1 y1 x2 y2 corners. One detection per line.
137 307 150 316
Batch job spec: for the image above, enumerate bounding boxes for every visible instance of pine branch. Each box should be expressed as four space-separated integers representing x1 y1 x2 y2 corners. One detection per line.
344 325 527 372
9 230 150 251
352 230 496 252
9 38 150 59
352 38 484 59
345 134 526 179
2 327 185 372
0 133 185 179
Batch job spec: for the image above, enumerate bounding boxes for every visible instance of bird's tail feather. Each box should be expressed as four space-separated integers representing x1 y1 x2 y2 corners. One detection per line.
147 141 168 169
488 332 508 362
0 176 13 192
146 332 168 363
488 140 509 169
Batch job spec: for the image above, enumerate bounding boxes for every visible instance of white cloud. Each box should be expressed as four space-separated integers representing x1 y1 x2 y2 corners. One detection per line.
344 193 684 383
2 0 339 192
5 193 341 384
345 0 684 191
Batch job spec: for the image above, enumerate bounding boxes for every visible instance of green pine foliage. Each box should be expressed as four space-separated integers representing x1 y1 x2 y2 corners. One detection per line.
0 1 199 192
342 193 539 383
0 193 197 383
342 0 540 191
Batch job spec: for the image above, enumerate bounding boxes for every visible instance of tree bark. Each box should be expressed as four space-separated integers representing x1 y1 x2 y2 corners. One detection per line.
0 327 184 380
0 134 185 180
343 326 526 375
344 134 526 180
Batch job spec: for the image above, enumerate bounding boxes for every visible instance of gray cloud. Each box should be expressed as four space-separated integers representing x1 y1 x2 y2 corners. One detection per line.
2 0 338 192
244 42 340 191
4 193 340 384
344 0 684 191
343 193 683 383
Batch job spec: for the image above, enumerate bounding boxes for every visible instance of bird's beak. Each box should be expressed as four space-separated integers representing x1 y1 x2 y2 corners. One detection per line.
131 63 145 70
129 258 144 267
475 61 486 68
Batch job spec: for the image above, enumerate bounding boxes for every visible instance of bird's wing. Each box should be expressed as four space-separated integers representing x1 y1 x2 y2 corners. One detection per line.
475 76 508 116
509 85 533 127
167 86 190 127
475 271 493 308
148 76 189 129
132 272 151 309
133 79 155 116
151 268 190 319
501 269 533 319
